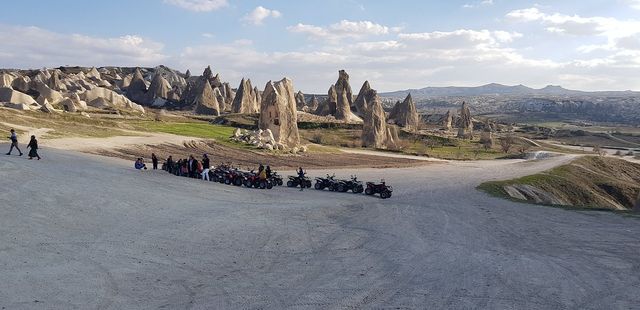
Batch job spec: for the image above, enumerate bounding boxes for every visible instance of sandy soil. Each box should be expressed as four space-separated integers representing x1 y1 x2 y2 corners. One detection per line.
1 145 638 308
90 140 428 170
0 122 429 169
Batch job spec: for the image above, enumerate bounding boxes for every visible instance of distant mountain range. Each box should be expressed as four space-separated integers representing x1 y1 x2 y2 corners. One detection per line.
380 83 640 98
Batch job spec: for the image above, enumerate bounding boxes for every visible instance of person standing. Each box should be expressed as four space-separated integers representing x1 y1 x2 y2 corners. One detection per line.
5 129 23 156
201 154 211 181
297 167 306 191
151 153 158 170
26 135 41 160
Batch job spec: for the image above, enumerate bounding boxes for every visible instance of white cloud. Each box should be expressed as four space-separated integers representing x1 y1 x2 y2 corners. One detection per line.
506 7 640 37
287 20 390 42
242 6 282 26
462 0 494 9
626 0 640 9
164 0 227 12
201 33 214 38
0 25 166 68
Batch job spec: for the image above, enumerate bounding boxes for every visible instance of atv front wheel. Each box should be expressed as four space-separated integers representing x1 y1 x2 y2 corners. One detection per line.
287 180 294 187
365 188 373 195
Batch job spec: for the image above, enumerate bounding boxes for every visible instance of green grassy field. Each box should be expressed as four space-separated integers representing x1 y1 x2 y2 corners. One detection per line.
478 156 640 211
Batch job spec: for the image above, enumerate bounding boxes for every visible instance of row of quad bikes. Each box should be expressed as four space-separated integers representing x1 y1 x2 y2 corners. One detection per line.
305 174 393 199
203 165 393 199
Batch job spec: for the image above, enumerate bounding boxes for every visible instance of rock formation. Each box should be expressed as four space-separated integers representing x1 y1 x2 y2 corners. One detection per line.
0 87 38 107
306 95 319 112
213 87 225 111
258 78 300 148
334 70 354 121
361 90 389 149
388 93 419 130
144 73 172 106
48 70 66 91
127 68 148 103
223 82 235 110
457 101 473 138
440 110 453 131
254 87 262 110
479 119 494 147
32 81 63 104
315 85 337 116
231 78 258 114
193 80 220 116
295 91 306 110
353 81 371 115
82 87 145 113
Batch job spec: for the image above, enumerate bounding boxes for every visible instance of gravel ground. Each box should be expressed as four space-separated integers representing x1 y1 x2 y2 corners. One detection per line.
0 145 638 309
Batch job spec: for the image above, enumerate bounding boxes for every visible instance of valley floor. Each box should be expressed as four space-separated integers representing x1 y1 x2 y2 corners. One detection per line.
1 145 638 309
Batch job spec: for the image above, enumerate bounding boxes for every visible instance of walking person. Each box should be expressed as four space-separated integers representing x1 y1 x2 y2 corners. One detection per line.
201 154 211 181
26 135 41 160
151 153 158 170
5 129 23 156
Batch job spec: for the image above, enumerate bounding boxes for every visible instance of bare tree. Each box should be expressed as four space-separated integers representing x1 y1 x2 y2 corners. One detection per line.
500 135 515 154
593 144 606 156
518 143 532 154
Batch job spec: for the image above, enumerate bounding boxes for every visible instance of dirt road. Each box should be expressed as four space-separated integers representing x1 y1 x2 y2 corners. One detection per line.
0 146 638 309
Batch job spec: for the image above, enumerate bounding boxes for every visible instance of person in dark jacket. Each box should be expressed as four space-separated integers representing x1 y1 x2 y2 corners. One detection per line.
297 167 306 191
5 129 23 156
165 155 174 173
188 155 198 178
201 154 211 180
151 153 158 170
265 165 272 178
26 135 41 160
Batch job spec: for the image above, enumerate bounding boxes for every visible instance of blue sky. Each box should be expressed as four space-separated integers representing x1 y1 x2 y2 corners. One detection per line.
1 0 640 92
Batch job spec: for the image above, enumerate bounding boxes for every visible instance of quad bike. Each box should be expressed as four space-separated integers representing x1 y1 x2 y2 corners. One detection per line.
224 169 244 186
241 171 274 189
242 171 261 188
365 179 393 199
336 175 364 193
287 175 312 188
314 174 337 191
211 164 230 183
269 172 283 186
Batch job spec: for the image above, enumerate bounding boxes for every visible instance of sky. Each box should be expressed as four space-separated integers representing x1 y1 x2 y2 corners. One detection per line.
1 0 640 93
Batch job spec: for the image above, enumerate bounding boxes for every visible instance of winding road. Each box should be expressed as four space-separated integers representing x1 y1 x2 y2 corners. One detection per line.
0 146 638 309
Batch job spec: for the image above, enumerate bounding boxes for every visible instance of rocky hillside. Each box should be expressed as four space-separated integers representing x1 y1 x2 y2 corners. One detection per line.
479 156 640 211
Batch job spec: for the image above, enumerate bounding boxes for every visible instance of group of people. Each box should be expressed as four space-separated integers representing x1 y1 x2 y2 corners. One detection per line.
148 154 212 180
134 152 309 190
5 129 41 160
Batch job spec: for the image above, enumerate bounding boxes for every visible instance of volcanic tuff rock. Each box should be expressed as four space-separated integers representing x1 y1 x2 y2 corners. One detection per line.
194 80 220 116
352 80 371 115
315 85 337 116
127 68 148 103
254 86 262 110
361 90 389 149
82 87 145 113
213 87 225 111
306 95 319 112
144 73 172 106
295 90 306 110
223 82 235 110
334 70 354 121
258 78 300 148
0 87 38 107
440 110 453 131
457 101 473 138
232 78 258 114
388 93 419 130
